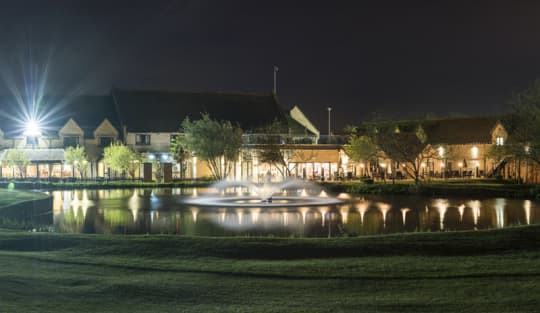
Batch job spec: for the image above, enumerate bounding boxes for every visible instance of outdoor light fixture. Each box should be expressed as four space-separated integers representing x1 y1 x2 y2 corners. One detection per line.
438 146 445 157
471 146 479 158
148 154 155 160
23 119 42 137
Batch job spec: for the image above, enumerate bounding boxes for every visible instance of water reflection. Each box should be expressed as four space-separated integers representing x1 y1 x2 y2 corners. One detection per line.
51 188 540 237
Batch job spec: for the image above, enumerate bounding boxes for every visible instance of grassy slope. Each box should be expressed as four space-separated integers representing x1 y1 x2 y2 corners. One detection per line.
0 226 539 312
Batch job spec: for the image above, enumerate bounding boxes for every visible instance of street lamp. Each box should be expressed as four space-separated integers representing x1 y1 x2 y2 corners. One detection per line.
327 107 332 136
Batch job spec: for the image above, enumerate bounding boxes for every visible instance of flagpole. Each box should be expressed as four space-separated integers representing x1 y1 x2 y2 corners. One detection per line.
273 65 278 95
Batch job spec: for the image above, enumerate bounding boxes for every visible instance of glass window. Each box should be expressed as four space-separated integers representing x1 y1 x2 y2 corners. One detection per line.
99 136 114 147
63 136 79 147
496 137 504 146
135 134 151 145
26 136 38 146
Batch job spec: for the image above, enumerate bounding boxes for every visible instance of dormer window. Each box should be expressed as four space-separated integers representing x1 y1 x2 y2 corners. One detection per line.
99 136 114 147
63 136 80 147
496 137 504 146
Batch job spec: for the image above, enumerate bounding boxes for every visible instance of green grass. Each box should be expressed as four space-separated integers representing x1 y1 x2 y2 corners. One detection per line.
0 189 49 209
0 226 539 312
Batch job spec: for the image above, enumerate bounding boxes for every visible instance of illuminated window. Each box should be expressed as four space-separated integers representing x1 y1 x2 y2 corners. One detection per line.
496 137 504 146
471 146 479 158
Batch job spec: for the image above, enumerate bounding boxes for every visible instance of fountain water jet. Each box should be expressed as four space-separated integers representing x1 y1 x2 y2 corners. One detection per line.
183 179 342 208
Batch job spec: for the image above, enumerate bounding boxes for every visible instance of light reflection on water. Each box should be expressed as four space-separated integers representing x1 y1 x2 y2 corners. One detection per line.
51 188 540 237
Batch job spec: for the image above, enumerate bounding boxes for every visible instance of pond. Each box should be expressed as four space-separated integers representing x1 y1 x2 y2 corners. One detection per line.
49 188 539 237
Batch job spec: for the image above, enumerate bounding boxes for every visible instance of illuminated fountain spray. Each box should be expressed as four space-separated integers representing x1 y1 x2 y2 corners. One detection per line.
495 198 506 228
433 199 448 230
318 206 329 226
298 207 309 224
356 200 369 224
250 208 261 223
468 200 481 228
524 200 531 225
184 179 342 208
376 202 391 228
340 205 350 224
458 204 466 222
400 208 410 225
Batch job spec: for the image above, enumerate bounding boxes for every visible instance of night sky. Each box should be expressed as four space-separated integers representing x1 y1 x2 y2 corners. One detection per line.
0 0 539 131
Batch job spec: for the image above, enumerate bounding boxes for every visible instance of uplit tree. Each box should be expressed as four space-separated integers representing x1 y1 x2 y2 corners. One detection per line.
170 135 189 179
64 146 88 179
179 114 243 180
370 123 436 184
344 133 379 177
103 142 141 179
507 79 540 166
3 149 30 178
256 119 295 178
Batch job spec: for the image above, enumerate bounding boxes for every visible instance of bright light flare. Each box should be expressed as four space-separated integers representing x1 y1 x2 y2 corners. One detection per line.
24 119 42 137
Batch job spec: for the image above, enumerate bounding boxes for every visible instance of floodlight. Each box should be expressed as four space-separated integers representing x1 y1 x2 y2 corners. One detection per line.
24 119 42 137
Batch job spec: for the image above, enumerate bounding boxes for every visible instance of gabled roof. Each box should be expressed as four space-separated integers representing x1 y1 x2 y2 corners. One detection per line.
421 116 503 145
358 115 505 145
112 89 285 133
0 95 121 139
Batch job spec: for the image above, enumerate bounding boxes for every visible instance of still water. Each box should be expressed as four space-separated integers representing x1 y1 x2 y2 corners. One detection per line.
51 188 539 237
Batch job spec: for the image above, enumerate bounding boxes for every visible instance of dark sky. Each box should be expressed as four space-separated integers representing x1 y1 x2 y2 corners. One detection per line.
0 0 539 131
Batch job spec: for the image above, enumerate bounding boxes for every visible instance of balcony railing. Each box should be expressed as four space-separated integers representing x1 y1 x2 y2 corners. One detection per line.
242 134 318 145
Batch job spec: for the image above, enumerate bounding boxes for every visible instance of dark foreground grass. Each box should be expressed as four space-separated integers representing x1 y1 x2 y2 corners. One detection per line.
0 226 539 312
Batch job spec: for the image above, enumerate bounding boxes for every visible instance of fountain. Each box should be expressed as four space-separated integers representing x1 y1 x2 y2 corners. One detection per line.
182 179 343 208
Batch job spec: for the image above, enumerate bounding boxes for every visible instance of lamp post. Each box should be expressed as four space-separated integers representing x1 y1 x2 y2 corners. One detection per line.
327 107 332 136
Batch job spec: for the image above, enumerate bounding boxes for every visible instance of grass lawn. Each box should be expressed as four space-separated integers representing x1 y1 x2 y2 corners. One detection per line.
0 189 49 209
0 226 539 312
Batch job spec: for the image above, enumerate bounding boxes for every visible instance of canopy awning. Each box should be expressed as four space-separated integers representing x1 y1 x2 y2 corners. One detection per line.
289 149 340 163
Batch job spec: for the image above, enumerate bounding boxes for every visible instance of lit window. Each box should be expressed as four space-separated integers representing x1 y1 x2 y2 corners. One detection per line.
471 146 478 158
496 137 504 146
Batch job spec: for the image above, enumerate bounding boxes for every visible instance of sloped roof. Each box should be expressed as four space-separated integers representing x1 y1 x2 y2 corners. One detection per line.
0 95 121 139
289 106 320 137
359 116 504 145
0 148 64 162
421 116 502 145
112 89 285 132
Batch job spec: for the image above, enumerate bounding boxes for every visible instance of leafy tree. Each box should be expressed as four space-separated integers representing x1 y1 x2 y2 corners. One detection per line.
179 114 243 180
103 142 141 179
370 122 436 184
170 135 190 179
507 80 540 166
344 133 379 177
3 149 30 178
256 119 294 178
64 146 88 179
